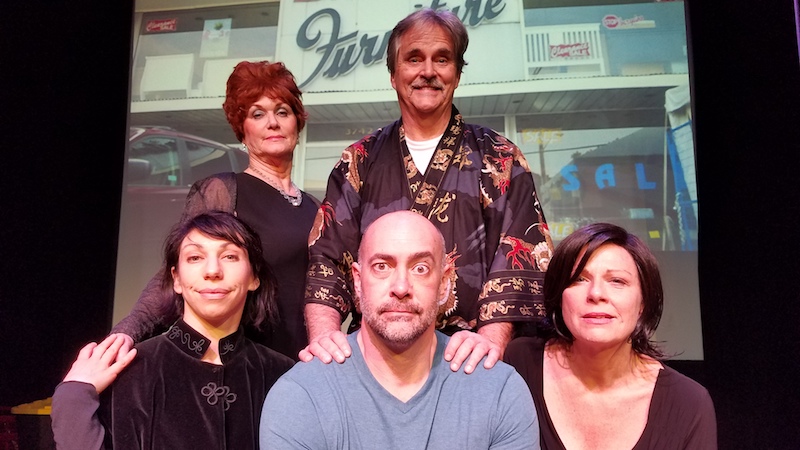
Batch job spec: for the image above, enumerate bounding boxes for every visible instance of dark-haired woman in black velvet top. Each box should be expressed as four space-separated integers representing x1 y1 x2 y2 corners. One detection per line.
52 212 295 449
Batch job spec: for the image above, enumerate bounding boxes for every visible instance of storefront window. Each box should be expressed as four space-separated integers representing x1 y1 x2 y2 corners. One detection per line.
522 2 688 78
133 4 279 101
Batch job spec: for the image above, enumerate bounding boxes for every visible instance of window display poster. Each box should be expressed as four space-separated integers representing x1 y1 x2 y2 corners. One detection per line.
200 18 231 58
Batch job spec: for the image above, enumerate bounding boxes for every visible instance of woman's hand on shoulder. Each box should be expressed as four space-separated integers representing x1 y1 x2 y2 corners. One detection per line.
63 333 138 394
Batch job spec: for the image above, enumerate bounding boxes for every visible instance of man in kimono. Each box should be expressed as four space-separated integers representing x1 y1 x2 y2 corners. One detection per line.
301 8 552 373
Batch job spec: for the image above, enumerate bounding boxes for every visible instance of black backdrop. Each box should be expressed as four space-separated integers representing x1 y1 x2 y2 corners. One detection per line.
1 1 799 448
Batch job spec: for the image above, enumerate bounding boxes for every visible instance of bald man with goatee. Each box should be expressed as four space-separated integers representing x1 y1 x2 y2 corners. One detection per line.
261 211 539 449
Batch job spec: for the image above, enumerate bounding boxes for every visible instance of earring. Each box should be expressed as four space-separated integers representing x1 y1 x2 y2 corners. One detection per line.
551 310 570 341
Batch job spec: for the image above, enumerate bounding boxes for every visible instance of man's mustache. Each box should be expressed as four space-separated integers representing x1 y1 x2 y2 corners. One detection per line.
412 80 443 90
378 301 422 314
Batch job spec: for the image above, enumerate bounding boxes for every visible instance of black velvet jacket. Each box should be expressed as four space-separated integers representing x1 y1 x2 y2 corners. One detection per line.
52 320 295 449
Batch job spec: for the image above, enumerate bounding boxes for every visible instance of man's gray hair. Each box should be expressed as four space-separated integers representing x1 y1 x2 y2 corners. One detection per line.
386 8 469 76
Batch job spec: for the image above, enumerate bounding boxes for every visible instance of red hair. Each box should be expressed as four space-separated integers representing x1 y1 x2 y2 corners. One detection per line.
222 61 307 142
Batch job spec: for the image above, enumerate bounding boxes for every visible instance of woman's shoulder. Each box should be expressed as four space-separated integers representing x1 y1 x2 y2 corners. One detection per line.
651 364 716 419
656 364 711 398
638 364 717 448
246 340 297 371
192 172 237 189
182 173 237 218
126 334 172 365
503 336 547 370
506 336 547 355
302 190 322 208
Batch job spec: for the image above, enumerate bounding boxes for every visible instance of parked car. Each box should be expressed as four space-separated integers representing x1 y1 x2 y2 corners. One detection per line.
126 126 248 188
114 127 248 323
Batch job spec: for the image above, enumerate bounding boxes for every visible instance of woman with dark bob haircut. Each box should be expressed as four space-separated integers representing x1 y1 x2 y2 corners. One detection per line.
543 222 665 358
158 209 279 330
52 211 295 449
504 223 717 450
112 61 318 360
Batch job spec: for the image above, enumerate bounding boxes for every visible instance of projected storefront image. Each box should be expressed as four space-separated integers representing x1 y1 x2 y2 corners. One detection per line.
118 0 702 359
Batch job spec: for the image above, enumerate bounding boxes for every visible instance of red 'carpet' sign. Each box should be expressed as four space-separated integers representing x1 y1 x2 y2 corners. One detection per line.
146 18 178 33
549 43 591 59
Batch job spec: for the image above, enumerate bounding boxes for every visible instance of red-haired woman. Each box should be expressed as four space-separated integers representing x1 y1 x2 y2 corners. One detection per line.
113 61 317 360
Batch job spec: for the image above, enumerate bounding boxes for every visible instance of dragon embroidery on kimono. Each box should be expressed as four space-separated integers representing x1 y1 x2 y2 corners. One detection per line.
428 192 455 223
428 148 453 172
481 153 513 194
500 234 537 270
312 286 348 314
479 300 515 321
308 201 337 246
338 140 368 192
405 154 419 179
436 247 461 321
